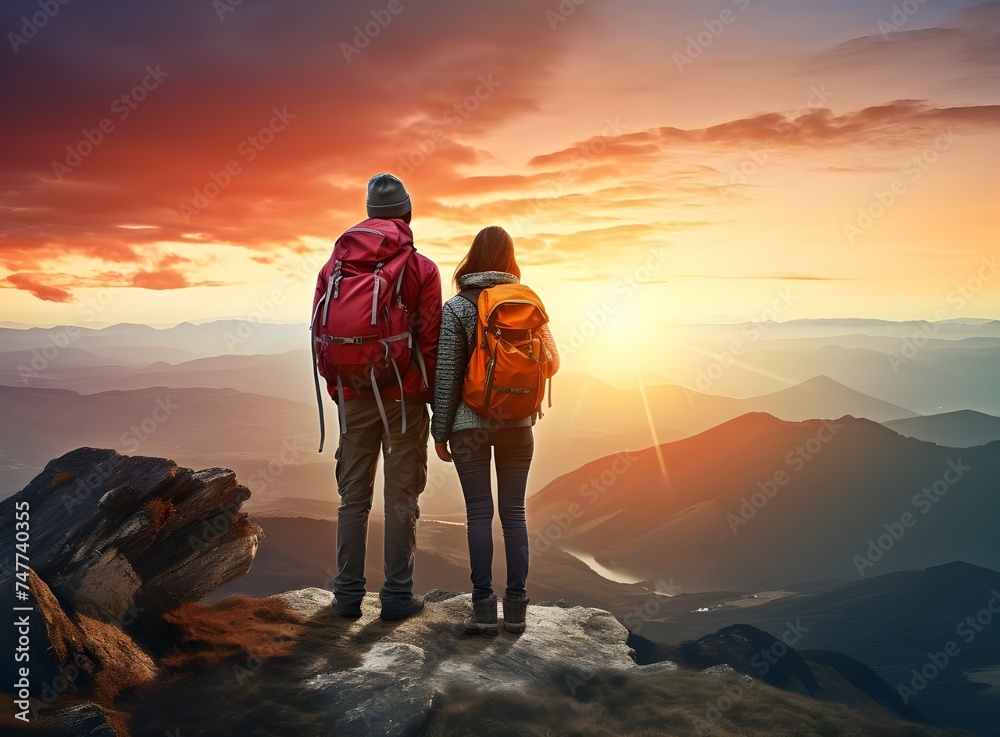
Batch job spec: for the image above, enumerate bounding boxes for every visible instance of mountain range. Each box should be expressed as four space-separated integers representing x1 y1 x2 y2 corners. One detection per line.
630 562 1000 737
527 412 1000 591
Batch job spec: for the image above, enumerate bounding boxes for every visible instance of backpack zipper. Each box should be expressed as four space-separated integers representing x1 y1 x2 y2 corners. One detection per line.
321 277 334 328
484 355 497 409
331 261 343 300
371 262 384 326
346 227 387 237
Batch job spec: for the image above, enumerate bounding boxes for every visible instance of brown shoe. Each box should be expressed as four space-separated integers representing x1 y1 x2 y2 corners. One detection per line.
502 595 529 633
463 595 498 635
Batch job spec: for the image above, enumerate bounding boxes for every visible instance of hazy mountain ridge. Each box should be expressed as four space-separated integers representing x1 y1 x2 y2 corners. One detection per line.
0 383 319 499
0 320 304 358
5 315 999 494
528 412 1000 590
884 410 1000 447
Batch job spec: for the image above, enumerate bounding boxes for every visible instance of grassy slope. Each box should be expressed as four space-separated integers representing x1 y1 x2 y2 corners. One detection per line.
420 667 973 737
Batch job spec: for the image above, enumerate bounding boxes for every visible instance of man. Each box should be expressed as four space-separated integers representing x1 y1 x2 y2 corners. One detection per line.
313 173 441 621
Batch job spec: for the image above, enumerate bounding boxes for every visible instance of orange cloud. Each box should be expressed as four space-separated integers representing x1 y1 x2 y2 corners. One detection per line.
0 0 584 283
532 101 1000 168
131 268 188 290
3 0 997 316
6 273 73 303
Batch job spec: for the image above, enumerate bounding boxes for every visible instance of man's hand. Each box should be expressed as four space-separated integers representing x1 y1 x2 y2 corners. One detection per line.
434 441 453 463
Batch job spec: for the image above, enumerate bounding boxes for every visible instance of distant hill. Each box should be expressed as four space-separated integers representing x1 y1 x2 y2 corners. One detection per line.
528 413 1000 591
5 346 921 490
5 318 999 414
0 320 303 358
541 371 916 444
1 349 316 405
884 410 1000 448
633 562 1000 737
211 515 670 616
245 496 341 520
682 342 1000 414
630 623 923 721
0 345 134 371
639 322 1000 412
736 374 917 422
0 384 322 503
0 384 472 518
0 383 314 466
209 516 472 600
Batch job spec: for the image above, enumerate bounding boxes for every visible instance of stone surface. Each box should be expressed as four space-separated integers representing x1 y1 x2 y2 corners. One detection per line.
0 447 264 624
47 703 120 737
308 642 432 737
271 587 674 736
0 448 263 719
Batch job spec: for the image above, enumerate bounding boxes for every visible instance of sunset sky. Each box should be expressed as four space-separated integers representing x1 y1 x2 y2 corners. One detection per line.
2 0 999 350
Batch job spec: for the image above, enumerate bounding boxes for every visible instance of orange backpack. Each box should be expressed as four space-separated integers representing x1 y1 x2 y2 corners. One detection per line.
460 283 556 422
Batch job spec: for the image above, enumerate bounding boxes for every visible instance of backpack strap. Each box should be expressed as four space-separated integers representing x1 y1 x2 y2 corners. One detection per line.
458 287 485 306
410 331 429 390
399 251 430 392
458 287 487 354
311 324 326 453
311 276 336 453
370 365 393 454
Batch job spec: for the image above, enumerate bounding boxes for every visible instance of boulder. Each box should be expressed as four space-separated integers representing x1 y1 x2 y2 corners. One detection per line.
0 448 263 725
0 447 264 624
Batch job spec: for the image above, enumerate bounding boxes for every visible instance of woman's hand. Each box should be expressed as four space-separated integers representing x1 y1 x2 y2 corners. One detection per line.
435 441 453 463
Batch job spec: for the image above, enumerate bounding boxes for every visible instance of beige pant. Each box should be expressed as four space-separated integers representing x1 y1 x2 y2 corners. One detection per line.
333 396 429 604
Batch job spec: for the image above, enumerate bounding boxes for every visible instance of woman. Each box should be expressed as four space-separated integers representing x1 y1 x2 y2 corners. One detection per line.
431 225 559 635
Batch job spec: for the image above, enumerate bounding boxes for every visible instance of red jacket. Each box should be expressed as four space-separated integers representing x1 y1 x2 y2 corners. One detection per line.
313 217 441 404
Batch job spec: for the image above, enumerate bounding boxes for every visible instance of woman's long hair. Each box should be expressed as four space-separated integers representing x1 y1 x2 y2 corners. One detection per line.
453 225 520 291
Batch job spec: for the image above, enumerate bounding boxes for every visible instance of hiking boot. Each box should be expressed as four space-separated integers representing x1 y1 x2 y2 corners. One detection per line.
463 595 498 635
379 595 425 622
502 595 529 633
332 597 362 619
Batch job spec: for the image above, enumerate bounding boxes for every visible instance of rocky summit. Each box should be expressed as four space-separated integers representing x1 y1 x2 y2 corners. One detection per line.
273 588 676 736
0 448 974 737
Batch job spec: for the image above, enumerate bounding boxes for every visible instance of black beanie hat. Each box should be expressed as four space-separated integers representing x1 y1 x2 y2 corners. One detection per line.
366 173 411 218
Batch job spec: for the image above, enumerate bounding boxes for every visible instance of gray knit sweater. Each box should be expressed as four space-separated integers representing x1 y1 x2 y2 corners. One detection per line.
431 271 559 443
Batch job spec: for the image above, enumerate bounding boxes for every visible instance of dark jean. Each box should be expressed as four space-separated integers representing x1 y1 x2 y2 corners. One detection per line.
333 396 429 606
450 426 534 601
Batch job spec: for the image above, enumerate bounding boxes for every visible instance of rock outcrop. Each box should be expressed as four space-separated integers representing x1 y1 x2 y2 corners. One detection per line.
0 447 263 623
121 586 676 737
278 588 676 735
0 448 263 729
123 587 962 737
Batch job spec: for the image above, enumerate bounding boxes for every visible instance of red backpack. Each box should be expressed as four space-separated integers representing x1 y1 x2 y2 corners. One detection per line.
311 224 427 453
